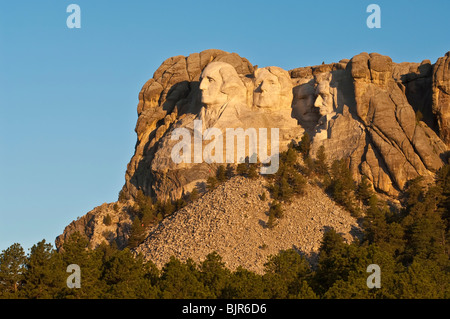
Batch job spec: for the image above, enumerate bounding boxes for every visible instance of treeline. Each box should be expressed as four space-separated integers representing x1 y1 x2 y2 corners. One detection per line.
1 158 449 299
1 134 449 299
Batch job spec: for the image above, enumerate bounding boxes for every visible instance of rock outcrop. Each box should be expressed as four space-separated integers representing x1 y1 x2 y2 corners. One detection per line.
56 49 449 258
122 49 448 201
134 176 361 274
433 52 450 145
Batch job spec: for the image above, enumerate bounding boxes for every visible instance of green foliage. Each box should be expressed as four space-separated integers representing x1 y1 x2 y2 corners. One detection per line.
236 162 248 176
268 146 306 202
267 201 283 229
0 243 26 298
102 250 157 298
299 132 311 159
22 240 67 299
134 190 156 226
222 266 268 299
206 176 218 191
127 218 146 249
3 165 450 300
199 252 231 298
188 188 200 202
263 249 312 298
226 163 235 179
314 145 328 177
248 163 259 179
328 159 360 216
357 176 373 205
60 232 104 298
158 257 210 299
216 165 227 183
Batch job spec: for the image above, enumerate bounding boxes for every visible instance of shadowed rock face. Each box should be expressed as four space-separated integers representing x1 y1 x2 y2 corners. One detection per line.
122 49 448 201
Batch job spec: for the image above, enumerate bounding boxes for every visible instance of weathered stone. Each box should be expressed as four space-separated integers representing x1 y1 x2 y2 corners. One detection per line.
57 49 449 255
432 51 450 145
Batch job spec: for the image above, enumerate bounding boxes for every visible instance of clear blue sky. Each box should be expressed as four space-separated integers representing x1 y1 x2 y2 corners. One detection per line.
1 0 449 253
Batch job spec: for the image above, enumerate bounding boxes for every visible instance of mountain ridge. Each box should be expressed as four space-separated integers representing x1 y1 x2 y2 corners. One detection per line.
56 49 449 270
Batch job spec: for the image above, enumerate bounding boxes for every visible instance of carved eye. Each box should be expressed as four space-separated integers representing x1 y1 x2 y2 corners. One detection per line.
208 77 214 83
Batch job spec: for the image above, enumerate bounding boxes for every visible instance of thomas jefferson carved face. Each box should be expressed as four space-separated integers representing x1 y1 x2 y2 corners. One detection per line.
253 66 293 110
253 68 281 108
199 62 246 109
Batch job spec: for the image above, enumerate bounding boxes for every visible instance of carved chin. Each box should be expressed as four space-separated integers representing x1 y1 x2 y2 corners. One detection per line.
254 93 280 109
201 95 227 107
255 99 277 108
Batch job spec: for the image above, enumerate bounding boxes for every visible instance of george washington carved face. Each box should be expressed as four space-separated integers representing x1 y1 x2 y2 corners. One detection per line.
199 62 246 109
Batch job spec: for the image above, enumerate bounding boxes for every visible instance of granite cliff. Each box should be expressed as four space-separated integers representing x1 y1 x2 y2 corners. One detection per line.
56 49 449 271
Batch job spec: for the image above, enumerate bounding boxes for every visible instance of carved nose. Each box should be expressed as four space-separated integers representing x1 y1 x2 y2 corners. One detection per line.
199 79 207 90
260 82 268 93
314 95 323 108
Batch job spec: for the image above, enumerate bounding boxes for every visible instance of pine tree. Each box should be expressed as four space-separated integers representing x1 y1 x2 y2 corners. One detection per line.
0 243 26 297
158 257 210 298
314 145 328 176
22 240 66 299
328 159 358 216
222 266 268 298
199 252 231 298
60 232 105 298
263 249 311 298
135 190 155 226
188 188 200 202
299 132 311 159
216 165 227 183
206 176 218 191
226 163 235 179
248 163 259 179
236 162 248 176
127 218 146 249
101 249 158 298
357 176 373 204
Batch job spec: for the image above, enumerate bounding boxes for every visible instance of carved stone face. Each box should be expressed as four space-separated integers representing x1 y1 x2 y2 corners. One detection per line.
199 62 247 110
253 68 282 108
314 81 334 117
199 63 229 108
253 66 293 111
292 83 320 122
